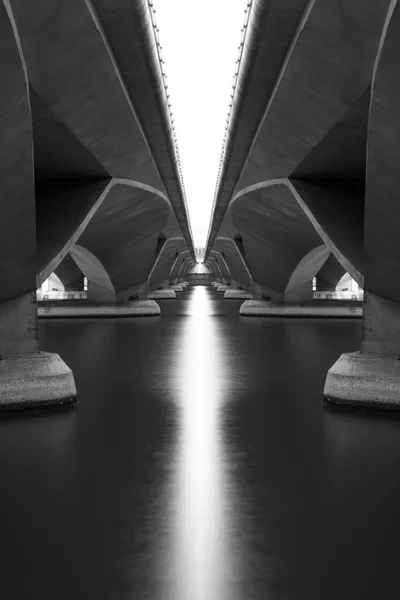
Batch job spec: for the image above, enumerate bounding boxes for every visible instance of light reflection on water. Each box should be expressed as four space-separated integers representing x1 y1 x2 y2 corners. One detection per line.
171 286 231 599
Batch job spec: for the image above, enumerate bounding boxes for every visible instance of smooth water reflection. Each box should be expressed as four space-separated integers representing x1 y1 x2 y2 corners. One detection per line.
171 287 232 599
4 286 400 598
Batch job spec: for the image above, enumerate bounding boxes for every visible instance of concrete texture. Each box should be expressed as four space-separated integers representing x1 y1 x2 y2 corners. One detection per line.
149 290 176 300
38 301 160 318
224 290 252 300
0 0 194 410
203 1 400 411
0 352 77 411
323 352 400 412
240 300 362 318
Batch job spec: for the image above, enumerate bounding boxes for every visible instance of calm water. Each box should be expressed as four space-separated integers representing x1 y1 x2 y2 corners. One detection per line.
1 286 400 599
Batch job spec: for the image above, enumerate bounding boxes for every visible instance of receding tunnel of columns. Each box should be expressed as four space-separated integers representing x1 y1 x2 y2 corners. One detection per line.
1 0 400 414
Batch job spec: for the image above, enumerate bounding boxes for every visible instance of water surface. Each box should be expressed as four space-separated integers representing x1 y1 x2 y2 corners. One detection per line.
1 286 399 599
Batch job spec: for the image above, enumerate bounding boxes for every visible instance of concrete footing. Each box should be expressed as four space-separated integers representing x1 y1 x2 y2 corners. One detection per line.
0 352 77 412
239 300 362 318
170 285 184 292
38 300 161 318
323 352 400 412
217 285 230 292
149 289 176 299
224 289 252 299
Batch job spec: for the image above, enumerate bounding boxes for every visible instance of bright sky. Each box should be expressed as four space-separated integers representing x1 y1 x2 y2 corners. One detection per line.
154 1 247 248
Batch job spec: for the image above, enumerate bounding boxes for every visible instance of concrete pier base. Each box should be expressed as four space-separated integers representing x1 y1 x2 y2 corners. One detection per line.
239 300 362 317
217 285 230 292
38 300 161 318
149 289 176 299
0 352 77 412
224 289 252 299
323 352 400 412
170 285 184 292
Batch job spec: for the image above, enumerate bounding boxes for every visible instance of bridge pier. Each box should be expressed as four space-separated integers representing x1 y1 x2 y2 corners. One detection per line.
323 292 400 412
0 292 77 411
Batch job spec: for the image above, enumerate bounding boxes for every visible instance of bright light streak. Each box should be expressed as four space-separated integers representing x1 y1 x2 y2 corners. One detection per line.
154 1 247 247
171 287 230 598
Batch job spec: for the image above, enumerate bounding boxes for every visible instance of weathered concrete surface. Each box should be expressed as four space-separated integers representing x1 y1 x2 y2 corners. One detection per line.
38 300 161 318
149 238 187 290
0 352 77 411
0 1 36 306
224 290 252 300
213 238 251 289
203 1 400 414
323 352 400 412
149 290 176 299
0 0 194 410
240 300 362 318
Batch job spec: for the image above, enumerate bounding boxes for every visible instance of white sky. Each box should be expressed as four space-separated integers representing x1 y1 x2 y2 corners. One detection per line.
154 1 247 248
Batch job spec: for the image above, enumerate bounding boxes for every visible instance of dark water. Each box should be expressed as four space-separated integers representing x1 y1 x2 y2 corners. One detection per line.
2 286 400 599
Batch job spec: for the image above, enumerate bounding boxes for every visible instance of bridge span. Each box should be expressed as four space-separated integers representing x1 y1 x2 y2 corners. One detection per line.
204 0 400 413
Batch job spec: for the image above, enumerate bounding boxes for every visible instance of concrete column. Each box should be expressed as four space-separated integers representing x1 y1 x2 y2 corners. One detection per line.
0 4 76 411
0 291 77 411
0 293 39 357
322 3 400 413
323 291 400 411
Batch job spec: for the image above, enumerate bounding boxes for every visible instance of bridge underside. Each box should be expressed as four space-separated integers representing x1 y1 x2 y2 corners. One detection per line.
205 0 400 412
0 0 194 409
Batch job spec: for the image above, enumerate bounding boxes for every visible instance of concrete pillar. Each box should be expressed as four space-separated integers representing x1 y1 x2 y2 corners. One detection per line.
0 6 76 411
0 292 77 411
322 3 400 413
323 291 400 411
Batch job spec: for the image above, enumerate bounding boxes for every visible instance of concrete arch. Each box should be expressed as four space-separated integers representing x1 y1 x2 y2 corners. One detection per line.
209 251 230 281
230 181 324 298
54 254 84 292
232 179 363 288
206 257 222 278
69 244 116 303
180 258 196 278
170 250 190 282
149 237 188 289
214 237 251 288
37 179 171 294
316 254 346 291
285 244 330 302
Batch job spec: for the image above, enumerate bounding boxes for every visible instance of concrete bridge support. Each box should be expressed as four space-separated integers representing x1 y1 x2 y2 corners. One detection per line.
0 1 76 410
324 2 400 412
